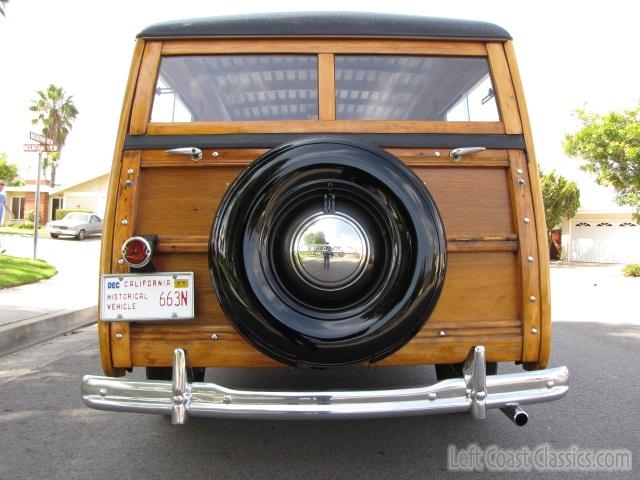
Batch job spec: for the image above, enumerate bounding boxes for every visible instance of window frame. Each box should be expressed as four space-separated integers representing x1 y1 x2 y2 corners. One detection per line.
131 39 520 136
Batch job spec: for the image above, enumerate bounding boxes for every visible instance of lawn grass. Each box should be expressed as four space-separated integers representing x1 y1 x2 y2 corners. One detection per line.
0 255 57 289
0 226 49 237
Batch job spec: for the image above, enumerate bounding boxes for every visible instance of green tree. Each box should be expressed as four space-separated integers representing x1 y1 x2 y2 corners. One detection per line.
29 84 79 187
564 103 640 221
303 231 327 246
0 152 23 186
540 170 581 231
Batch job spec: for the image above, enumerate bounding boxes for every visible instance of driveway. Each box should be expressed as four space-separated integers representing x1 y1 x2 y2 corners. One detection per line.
551 261 639 324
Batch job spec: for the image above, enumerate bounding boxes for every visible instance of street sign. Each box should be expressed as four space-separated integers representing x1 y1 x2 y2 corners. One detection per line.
23 143 58 152
29 132 54 145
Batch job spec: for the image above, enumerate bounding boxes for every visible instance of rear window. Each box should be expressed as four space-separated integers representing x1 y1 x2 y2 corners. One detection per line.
334 55 498 121
150 55 319 122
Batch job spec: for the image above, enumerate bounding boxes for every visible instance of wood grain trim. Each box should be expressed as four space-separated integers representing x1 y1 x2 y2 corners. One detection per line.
129 325 521 367
508 150 541 362
146 120 506 135
152 235 517 254
108 151 142 368
161 39 488 56
139 148 510 168
486 43 522 135
99 39 146 377
318 54 335 120
129 41 162 135
504 41 551 369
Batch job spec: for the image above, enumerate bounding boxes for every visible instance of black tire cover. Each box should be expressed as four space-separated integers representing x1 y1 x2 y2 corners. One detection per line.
210 137 446 367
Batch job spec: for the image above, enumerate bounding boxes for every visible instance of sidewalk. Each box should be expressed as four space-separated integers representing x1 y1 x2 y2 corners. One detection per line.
0 234 101 356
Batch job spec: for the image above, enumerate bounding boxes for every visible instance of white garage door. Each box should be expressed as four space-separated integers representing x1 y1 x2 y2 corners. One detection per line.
570 220 640 263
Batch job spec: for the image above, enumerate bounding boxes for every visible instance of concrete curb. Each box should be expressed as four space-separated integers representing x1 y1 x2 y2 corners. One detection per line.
0 306 97 357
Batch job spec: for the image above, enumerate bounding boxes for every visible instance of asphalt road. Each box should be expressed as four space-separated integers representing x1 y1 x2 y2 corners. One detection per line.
0 264 638 479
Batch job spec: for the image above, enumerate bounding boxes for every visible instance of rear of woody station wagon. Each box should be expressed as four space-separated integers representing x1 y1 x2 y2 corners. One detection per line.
82 12 569 425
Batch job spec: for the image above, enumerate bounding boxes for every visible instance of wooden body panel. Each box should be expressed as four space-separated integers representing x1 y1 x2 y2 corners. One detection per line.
99 37 549 373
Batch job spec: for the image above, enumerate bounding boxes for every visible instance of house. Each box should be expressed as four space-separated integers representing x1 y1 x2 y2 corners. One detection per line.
2 173 109 226
561 205 639 264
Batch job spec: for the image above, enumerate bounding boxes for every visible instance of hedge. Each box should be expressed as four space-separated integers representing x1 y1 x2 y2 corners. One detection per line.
55 209 93 220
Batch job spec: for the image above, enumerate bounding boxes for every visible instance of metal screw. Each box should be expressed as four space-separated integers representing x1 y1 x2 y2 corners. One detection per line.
439 331 446 337
225 182 230 187
427 392 437 401
118 258 125 265
475 391 487 401
529 296 536 302
434 151 441 157
99 388 107 397
546 380 554 388
211 334 219 341
517 178 526 187
527 256 534 262
115 333 123 339
121 219 128 225
516 168 523 175
223 395 231 404
173 395 183 404
523 217 530 224
127 168 134 174
531 327 538 334
125 179 133 187
212 151 219 157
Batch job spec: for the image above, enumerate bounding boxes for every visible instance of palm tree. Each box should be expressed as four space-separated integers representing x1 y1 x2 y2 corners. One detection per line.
0 0 9 17
29 84 79 187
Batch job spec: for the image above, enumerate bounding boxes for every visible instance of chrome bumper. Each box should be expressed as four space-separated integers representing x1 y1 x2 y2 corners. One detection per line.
82 346 569 425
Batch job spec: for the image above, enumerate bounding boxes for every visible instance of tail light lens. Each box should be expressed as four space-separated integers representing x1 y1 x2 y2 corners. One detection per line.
121 236 152 268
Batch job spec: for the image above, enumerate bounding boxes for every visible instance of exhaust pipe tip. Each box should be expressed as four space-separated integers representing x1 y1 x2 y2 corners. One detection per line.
500 403 528 426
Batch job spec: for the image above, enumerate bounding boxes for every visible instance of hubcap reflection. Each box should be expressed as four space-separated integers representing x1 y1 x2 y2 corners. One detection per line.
291 213 370 290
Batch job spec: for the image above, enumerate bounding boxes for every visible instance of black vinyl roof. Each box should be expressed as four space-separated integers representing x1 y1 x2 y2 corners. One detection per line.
138 12 511 41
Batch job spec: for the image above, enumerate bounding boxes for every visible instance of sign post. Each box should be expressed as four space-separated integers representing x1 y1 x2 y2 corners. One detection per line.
24 133 58 262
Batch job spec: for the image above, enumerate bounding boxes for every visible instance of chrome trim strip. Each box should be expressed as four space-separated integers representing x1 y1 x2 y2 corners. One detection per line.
82 347 569 425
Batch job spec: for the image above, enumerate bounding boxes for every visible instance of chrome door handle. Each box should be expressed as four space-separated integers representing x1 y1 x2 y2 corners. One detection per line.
449 147 486 160
165 147 202 161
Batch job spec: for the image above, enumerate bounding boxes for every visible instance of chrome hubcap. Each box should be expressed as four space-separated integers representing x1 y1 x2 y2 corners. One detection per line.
291 213 370 290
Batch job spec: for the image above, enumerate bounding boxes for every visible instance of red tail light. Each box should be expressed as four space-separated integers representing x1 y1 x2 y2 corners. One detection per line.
121 237 152 268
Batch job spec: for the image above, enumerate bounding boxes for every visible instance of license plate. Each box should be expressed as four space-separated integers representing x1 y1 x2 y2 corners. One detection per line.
100 272 194 322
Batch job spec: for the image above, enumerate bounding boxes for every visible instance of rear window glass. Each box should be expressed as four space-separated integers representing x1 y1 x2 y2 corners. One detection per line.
151 55 319 122
334 55 498 121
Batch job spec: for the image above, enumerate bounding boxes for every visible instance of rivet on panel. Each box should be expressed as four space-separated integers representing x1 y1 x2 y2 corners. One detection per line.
516 168 523 175
121 219 128 225
127 168 134 174
99 388 107 397
523 217 530 224
125 179 133 187
211 334 219 341
517 178 526 187
531 327 538 334
427 393 437 401
439 331 446 337
212 151 219 157
118 258 125 265
529 296 536 302
115 333 123 339
527 256 534 262
434 151 441 157
546 380 554 388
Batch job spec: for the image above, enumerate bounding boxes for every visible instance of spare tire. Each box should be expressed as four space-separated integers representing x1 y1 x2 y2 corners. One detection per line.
210 137 446 367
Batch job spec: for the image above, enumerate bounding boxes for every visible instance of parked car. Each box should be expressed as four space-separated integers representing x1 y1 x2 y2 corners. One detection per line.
82 12 569 426
46 212 102 240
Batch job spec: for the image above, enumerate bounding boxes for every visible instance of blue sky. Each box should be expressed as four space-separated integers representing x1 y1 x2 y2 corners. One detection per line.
1 0 638 209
